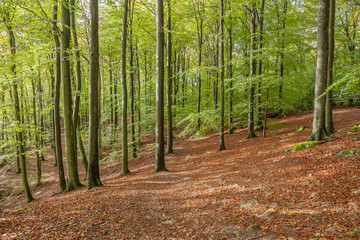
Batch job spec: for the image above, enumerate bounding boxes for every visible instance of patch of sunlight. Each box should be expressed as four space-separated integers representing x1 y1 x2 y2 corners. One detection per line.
1 232 22 239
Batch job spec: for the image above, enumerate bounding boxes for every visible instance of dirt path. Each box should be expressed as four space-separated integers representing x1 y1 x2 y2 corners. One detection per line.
1 108 360 239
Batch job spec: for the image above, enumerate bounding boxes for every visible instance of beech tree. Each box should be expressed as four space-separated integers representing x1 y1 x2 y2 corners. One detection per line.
1 5 34 202
218 0 225 150
87 0 102 189
308 0 330 141
61 0 82 191
121 0 130 176
155 0 167 172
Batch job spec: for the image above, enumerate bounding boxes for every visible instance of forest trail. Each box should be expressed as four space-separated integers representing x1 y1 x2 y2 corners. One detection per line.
1 108 360 239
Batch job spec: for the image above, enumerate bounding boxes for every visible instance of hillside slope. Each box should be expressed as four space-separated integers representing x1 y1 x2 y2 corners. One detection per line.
1 108 360 239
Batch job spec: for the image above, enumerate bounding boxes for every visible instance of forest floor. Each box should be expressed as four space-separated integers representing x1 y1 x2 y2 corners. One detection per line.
1 108 360 239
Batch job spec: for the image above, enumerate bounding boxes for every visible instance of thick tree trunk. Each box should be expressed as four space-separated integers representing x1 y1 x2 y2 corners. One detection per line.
326 0 335 134
52 0 66 191
166 0 173 154
219 0 225 150
88 0 102 189
247 3 257 139
308 0 330 141
121 0 130 175
61 0 82 191
155 0 167 172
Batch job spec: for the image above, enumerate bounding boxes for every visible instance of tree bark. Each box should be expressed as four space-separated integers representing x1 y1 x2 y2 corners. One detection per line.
166 0 173 154
31 80 42 186
308 0 330 141
228 0 233 135
325 0 335 134
219 0 226 150
129 0 137 158
87 0 102 189
247 3 257 139
155 0 167 172
70 0 83 170
256 0 265 129
52 0 66 191
121 0 130 175
61 0 82 191
4 13 34 202
196 1 203 131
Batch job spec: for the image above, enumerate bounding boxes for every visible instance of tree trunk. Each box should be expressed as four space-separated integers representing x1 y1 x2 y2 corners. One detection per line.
87 0 102 189
121 0 130 175
308 0 330 141
247 3 257 139
196 1 203 131
70 0 83 169
325 0 335 134
155 0 167 172
256 0 265 129
129 0 137 158
52 0 66 191
278 0 287 117
166 0 173 154
61 0 82 191
219 0 225 150
31 80 42 186
4 14 34 202
228 0 234 135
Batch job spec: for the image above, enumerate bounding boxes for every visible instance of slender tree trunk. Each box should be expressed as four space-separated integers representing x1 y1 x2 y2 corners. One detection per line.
144 51 148 122
247 3 257 139
135 45 141 145
326 0 335 134
70 0 83 169
87 0 102 189
155 0 167 172
278 0 287 116
37 62 46 162
61 0 82 191
78 130 88 181
31 80 42 186
228 1 233 135
196 1 203 131
52 0 66 191
109 52 114 141
182 50 186 107
256 0 265 129
121 0 130 175
308 0 330 141
214 26 219 111
219 0 225 150
129 0 137 158
48 60 57 166
4 15 34 202
166 0 173 154
114 64 118 133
